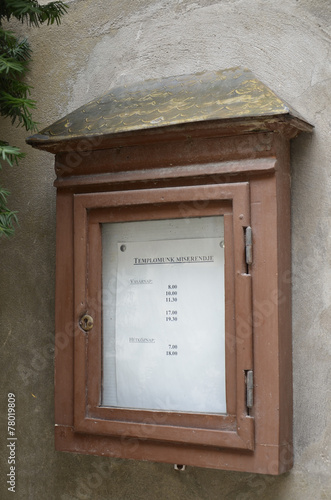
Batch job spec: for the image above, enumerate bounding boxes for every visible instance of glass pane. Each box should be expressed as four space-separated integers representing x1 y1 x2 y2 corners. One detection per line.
102 216 226 414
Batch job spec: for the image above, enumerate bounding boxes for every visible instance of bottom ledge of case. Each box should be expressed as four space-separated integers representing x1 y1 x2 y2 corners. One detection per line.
54 425 292 475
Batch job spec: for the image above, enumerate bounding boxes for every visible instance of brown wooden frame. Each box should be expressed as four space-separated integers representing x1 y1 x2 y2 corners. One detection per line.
73 182 254 450
51 125 306 474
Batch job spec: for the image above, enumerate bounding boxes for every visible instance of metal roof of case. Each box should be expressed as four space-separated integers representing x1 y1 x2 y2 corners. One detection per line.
26 67 312 151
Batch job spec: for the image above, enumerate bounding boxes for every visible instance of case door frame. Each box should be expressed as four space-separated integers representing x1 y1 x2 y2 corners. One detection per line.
73 182 254 451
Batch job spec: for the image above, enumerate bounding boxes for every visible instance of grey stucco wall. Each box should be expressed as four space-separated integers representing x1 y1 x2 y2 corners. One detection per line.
0 0 330 498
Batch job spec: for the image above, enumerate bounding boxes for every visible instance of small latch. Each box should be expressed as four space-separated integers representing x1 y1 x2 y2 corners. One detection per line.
246 370 254 409
245 226 253 266
174 464 186 471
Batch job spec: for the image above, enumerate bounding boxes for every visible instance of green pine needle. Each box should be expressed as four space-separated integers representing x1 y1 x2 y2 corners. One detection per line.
0 0 68 236
0 142 26 167
0 187 18 237
0 1 69 27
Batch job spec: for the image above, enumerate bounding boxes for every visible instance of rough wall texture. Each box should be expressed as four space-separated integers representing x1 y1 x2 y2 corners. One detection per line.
0 0 330 498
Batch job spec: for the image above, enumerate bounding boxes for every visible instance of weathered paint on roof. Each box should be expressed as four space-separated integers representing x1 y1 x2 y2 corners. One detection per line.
27 67 311 149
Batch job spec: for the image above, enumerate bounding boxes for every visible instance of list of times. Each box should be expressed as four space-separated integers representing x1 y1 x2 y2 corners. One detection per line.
110 236 226 414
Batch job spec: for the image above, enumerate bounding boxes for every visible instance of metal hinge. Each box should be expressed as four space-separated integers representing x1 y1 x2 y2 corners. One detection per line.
245 226 253 266
246 370 254 409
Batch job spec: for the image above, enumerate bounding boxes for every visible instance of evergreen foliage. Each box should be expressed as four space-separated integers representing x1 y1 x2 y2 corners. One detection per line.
0 0 67 236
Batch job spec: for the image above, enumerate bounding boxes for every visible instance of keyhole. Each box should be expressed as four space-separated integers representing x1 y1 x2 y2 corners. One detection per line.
79 314 94 332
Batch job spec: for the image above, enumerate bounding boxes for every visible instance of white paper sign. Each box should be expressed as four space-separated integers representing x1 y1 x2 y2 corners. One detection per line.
110 236 226 414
